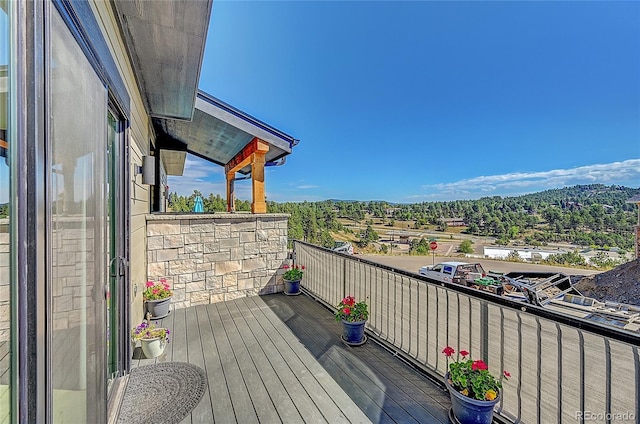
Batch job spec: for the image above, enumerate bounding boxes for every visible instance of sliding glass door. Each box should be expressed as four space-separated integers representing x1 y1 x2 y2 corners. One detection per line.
49 9 107 422
106 112 127 389
0 1 11 422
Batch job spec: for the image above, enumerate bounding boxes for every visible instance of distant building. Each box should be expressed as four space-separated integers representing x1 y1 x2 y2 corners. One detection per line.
399 235 411 244
483 246 564 261
441 218 466 227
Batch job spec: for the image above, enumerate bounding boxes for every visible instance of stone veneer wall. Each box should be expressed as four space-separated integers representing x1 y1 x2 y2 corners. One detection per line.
146 213 289 309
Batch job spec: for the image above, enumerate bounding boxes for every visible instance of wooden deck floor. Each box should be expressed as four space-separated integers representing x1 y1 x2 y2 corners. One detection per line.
130 293 451 423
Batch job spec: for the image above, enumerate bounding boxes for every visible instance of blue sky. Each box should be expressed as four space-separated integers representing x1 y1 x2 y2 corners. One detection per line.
168 0 640 203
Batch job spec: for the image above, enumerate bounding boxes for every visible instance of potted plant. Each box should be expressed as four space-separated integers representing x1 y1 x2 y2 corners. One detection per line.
442 346 511 424
335 296 369 345
282 264 305 295
143 278 173 319
131 321 170 358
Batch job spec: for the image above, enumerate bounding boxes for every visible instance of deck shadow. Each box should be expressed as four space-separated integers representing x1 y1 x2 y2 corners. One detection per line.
262 293 451 424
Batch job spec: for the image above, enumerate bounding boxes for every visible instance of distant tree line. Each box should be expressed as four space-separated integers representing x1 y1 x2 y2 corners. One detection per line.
168 191 251 213
168 184 639 251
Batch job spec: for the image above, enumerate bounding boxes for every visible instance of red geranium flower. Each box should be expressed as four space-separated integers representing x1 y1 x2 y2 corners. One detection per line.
335 295 368 323
472 360 488 371
443 345 510 401
442 346 455 357
342 296 356 307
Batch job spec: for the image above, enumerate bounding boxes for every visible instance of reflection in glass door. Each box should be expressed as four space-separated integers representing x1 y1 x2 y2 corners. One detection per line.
49 10 107 423
0 2 11 422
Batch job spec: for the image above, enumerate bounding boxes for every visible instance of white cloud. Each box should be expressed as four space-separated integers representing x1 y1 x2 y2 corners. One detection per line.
167 156 251 198
181 156 224 180
414 159 640 200
297 185 319 189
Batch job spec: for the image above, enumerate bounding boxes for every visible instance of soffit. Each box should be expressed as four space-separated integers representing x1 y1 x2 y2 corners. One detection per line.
161 150 187 176
153 91 296 174
112 0 211 120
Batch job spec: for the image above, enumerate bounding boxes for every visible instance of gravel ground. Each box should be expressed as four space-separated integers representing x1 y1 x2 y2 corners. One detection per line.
360 254 640 306
359 254 601 277
574 258 640 306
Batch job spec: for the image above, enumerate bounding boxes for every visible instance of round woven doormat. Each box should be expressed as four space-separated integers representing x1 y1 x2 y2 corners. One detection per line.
117 362 207 424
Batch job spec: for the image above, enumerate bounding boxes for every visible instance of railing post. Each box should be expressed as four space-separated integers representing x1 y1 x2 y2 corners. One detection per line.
342 256 347 299
480 301 489 362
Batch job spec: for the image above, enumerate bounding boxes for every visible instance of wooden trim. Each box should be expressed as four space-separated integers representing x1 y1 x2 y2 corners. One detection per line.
224 137 269 175
226 173 235 212
251 150 266 213
225 138 270 213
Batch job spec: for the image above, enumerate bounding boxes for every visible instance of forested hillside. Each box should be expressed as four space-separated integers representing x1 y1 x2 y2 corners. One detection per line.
168 184 639 251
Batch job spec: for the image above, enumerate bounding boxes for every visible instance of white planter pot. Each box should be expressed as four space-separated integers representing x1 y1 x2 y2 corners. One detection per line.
140 337 167 358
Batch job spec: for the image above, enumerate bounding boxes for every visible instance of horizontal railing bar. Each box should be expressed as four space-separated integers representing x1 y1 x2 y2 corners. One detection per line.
293 239 640 346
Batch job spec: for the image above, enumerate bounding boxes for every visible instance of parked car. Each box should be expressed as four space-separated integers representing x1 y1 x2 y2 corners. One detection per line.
418 261 486 285
333 241 354 255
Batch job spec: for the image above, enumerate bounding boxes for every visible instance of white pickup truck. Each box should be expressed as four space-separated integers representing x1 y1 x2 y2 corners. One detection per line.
418 261 486 285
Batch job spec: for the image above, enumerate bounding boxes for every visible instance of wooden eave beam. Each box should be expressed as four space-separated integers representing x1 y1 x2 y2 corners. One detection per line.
224 138 270 213
224 137 270 176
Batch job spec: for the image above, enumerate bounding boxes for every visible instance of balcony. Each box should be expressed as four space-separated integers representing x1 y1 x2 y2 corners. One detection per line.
119 238 639 423
127 293 452 423
293 240 640 423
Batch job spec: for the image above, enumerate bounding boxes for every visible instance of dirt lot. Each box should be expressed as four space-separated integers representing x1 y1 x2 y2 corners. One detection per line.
574 259 640 305
359 254 602 277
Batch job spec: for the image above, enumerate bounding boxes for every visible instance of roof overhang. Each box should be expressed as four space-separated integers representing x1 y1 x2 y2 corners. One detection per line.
160 150 187 176
154 91 296 175
112 0 212 120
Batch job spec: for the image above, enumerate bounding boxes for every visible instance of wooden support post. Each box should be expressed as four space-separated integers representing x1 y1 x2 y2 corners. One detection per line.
251 149 266 213
224 138 270 214
226 172 235 213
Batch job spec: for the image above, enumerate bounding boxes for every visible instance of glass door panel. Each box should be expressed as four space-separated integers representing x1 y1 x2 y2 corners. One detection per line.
0 2 11 422
106 112 123 386
49 10 107 423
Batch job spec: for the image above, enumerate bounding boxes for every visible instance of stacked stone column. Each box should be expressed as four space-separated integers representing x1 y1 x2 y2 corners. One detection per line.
146 213 289 309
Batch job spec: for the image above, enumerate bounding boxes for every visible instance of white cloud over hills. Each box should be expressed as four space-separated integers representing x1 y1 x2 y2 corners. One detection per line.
413 159 640 200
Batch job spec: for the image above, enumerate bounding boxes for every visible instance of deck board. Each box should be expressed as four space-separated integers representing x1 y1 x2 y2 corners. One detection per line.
225 299 308 423
128 293 451 423
218 301 281 423
262 293 452 424
243 296 365 423
209 302 260 424
197 304 235 424
187 306 214 423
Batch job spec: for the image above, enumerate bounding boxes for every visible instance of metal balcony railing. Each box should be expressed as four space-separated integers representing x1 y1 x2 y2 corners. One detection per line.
293 240 640 424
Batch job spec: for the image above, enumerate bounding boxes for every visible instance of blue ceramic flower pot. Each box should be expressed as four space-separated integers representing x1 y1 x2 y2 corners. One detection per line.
445 372 499 424
341 320 366 345
283 279 301 295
